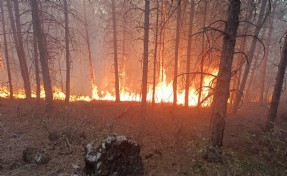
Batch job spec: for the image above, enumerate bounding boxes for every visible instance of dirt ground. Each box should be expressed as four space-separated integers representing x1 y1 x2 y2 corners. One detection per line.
0 98 286 176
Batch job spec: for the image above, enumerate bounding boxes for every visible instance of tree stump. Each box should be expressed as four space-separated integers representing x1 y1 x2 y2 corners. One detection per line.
85 134 144 176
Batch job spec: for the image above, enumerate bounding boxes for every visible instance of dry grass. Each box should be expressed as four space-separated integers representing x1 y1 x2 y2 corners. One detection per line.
0 99 286 176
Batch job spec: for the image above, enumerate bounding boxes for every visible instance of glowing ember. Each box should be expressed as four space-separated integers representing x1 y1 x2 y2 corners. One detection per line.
0 70 217 107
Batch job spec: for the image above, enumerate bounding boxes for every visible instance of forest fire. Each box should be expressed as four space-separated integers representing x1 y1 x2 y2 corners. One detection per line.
1 0 287 175
0 69 217 106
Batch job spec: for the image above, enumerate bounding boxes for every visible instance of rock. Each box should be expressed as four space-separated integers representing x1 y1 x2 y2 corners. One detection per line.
23 147 50 164
204 146 222 162
85 134 144 176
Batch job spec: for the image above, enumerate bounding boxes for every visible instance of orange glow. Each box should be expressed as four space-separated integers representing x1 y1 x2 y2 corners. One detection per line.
0 70 217 107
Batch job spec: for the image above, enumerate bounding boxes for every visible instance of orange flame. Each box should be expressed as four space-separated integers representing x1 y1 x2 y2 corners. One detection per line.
0 70 217 106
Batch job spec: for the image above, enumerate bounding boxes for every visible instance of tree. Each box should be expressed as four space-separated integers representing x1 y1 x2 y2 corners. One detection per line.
0 0 13 99
64 0 71 103
265 33 287 131
152 0 160 108
141 0 150 113
259 0 278 104
185 0 195 107
83 0 97 99
173 0 181 107
112 0 120 102
33 32 41 101
31 0 53 111
208 0 240 160
198 0 208 106
232 0 268 113
7 0 31 99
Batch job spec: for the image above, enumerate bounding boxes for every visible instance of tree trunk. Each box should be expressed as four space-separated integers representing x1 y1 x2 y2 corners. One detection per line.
198 0 207 106
33 34 41 101
7 0 31 99
232 0 268 113
31 0 53 111
83 1 97 99
152 0 159 108
245 36 264 101
160 1 167 84
0 0 13 99
184 0 195 107
112 0 120 102
209 0 240 150
173 0 181 107
141 0 150 113
64 0 70 103
230 8 253 110
265 33 287 131
121 0 127 91
259 1 277 104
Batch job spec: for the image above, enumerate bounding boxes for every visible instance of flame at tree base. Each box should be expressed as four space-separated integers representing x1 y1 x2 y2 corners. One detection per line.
0 70 216 107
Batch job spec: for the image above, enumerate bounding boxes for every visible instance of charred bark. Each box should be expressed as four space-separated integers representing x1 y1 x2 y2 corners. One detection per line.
265 33 287 131
209 0 240 154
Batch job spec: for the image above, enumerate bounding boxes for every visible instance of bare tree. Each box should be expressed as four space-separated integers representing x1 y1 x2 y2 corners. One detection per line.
0 0 13 99
31 0 53 111
64 0 71 103
33 32 41 101
208 0 240 161
173 0 181 107
233 0 268 113
259 1 278 104
152 0 160 108
83 1 97 97
185 0 195 107
141 0 150 113
198 0 208 106
265 33 287 131
112 0 120 102
7 0 31 99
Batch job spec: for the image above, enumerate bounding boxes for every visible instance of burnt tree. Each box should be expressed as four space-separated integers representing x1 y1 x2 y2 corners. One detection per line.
152 0 160 108
0 0 13 99
7 0 31 99
185 0 195 107
64 0 71 103
209 0 240 156
31 0 53 111
233 0 268 113
83 0 97 98
141 0 150 113
173 0 181 107
265 33 287 131
112 0 120 102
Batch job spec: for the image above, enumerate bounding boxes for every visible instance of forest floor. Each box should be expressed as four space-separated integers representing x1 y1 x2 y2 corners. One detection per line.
0 98 286 176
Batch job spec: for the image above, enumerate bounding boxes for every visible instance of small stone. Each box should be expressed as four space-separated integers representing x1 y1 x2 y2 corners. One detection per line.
23 147 50 165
